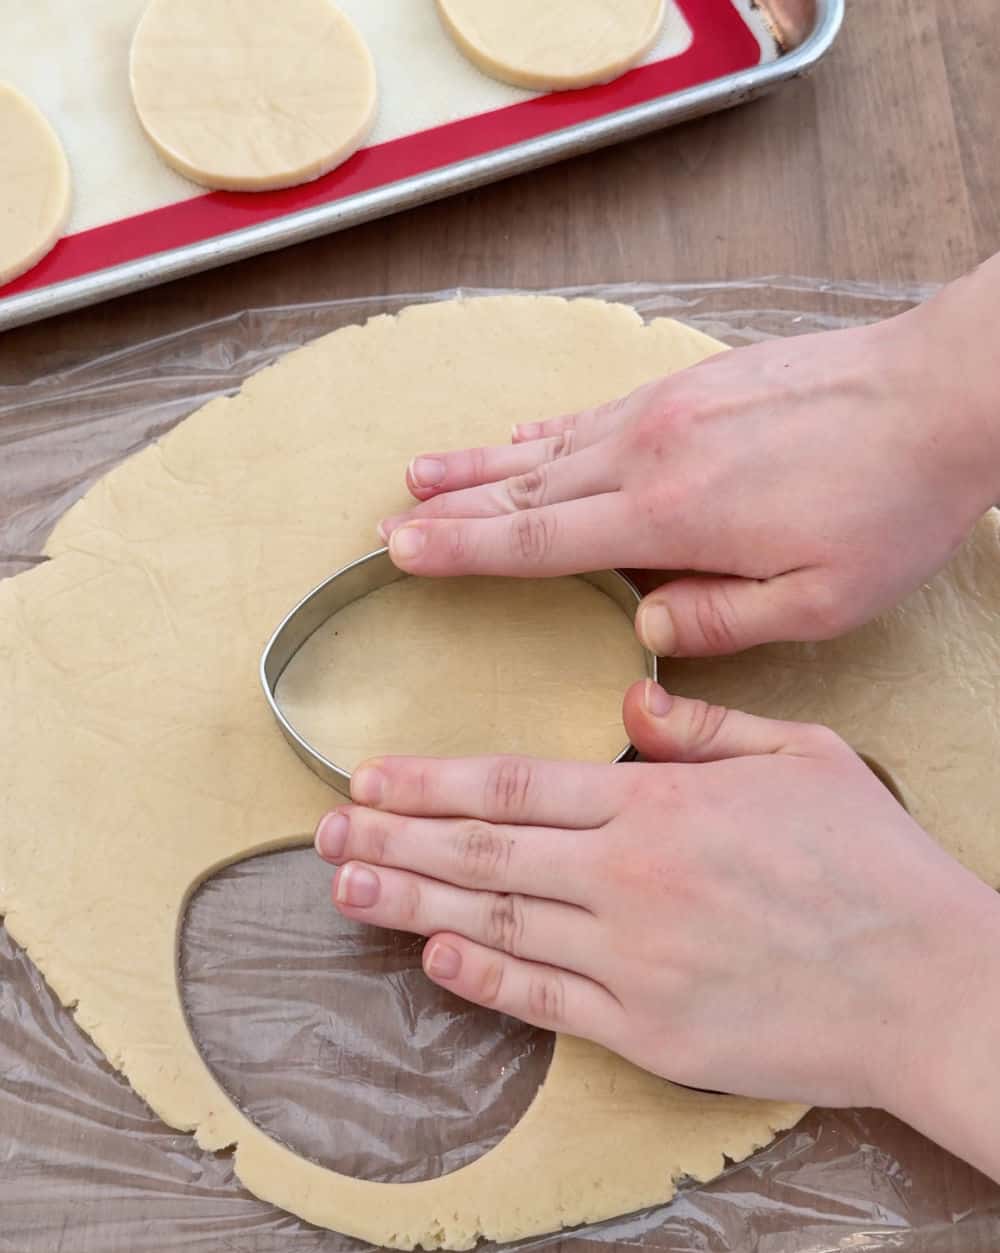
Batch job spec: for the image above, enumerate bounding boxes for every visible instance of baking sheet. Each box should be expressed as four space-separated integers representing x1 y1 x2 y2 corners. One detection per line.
0 1 844 329
3 279 999 1253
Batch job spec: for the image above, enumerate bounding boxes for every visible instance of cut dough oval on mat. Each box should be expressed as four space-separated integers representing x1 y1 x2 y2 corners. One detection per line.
435 0 665 90
0 83 71 285
129 0 377 191
1 296 999 1249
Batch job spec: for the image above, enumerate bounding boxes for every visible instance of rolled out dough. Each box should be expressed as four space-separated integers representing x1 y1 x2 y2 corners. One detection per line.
129 0 377 191
435 0 665 90
1 296 999 1249
0 83 71 285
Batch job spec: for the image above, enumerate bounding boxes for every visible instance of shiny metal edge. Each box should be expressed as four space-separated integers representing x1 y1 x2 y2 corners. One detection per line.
260 549 657 796
0 0 843 332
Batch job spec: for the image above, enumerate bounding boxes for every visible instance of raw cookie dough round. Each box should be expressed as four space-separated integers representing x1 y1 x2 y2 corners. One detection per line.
129 0 377 191
436 0 665 90
0 84 71 285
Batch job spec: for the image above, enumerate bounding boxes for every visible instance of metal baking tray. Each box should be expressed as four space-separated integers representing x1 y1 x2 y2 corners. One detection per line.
0 0 842 331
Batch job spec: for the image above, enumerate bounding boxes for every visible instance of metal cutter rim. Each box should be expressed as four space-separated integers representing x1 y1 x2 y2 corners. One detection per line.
260 548 658 796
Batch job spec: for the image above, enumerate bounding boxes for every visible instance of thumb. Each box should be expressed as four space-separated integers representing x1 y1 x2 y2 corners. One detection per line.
623 679 833 763
635 572 829 657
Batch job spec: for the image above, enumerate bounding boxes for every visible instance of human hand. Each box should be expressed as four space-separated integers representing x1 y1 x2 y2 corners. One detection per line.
380 310 1000 656
313 682 1000 1131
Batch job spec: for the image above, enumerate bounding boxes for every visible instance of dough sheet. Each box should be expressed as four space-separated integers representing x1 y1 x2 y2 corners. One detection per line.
1 295 998 1247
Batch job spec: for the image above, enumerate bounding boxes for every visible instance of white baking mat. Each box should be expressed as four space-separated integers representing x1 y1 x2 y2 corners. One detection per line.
2 0 774 237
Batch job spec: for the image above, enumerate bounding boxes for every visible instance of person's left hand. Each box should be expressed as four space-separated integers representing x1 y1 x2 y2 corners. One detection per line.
313 682 1000 1114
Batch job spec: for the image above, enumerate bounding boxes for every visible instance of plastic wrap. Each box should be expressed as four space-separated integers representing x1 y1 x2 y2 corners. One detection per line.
3 279 999 1252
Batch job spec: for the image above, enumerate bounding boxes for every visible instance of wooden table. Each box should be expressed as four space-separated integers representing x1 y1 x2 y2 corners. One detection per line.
2 0 997 379
2 2 999 1249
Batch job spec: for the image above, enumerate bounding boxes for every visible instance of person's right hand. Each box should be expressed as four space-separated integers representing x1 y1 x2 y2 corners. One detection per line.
380 287 1000 657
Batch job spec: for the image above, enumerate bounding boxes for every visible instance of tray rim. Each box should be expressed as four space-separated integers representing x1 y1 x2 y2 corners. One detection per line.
0 0 844 332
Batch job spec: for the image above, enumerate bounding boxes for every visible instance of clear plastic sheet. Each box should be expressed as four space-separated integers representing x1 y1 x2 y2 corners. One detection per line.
3 279 1000 1253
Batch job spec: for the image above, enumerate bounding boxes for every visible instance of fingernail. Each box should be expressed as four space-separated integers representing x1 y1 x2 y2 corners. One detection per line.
351 765 386 806
336 864 380 908
378 515 404 542
644 680 672 717
513 422 542 442
637 602 677 656
409 457 446 489
315 811 349 860
390 525 426 563
426 941 461 980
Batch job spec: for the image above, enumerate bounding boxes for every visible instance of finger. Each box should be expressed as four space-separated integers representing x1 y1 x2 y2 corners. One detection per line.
423 932 625 1039
403 433 574 502
513 392 632 450
387 493 635 577
635 571 828 658
384 441 620 534
349 755 631 828
315 806 594 904
331 863 598 972
623 678 832 761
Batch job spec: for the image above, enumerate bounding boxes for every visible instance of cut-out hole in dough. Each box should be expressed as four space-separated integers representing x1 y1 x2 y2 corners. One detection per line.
181 848 553 1183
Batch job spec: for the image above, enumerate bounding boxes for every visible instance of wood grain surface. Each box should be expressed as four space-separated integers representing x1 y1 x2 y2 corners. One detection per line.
2 2 999 1250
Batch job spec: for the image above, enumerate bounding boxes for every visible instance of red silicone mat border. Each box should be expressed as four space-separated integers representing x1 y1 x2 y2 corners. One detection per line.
1 0 760 298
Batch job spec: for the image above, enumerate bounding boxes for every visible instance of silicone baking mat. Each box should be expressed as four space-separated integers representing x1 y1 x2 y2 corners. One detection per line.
0 0 774 314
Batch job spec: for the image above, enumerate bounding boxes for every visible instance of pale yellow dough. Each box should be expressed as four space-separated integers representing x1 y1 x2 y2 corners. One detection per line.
277 575 648 770
0 83 71 285
1 296 999 1249
129 0 377 191
436 0 665 90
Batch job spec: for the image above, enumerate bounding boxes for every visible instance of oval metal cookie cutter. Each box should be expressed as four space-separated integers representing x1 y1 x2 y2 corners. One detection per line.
260 548 658 796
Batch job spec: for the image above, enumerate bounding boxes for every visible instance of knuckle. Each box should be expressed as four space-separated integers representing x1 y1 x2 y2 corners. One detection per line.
360 820 390 864
456 823 512 883
397 877 422 929
801 722 848 757
506 465 547 511
693 584 741 653
595 392 632 421
389 760 430 810
798 580 851 639
528 974 565 1026
627 406 670 458
476 958 505 1006
484 893 526 955
626 386 702 452
509 511 556 564
484 757 534 821
545 430 574 461
447 523 469 567
682 700 730 754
